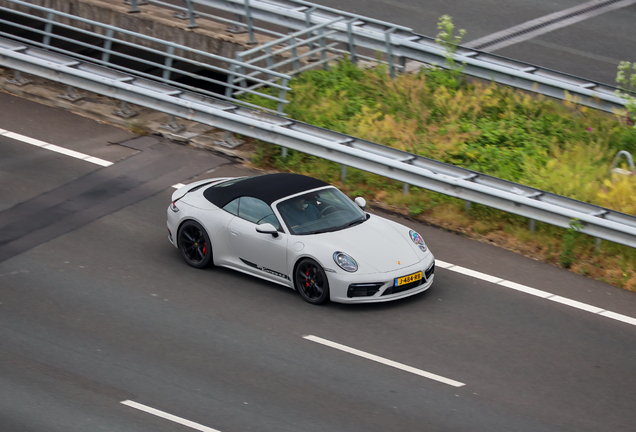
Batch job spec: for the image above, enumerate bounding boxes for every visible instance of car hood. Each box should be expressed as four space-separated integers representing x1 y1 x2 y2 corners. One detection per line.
315 215 421 273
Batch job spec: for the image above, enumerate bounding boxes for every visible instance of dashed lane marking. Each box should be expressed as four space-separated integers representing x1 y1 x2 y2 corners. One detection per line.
2 128 185 189
121 400 223 432
436 260 636 327
1 129 113 167
303 335 466 387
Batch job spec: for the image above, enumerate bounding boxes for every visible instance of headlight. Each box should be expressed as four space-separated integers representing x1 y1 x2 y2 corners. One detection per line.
333 252 358 272
409 230 428 252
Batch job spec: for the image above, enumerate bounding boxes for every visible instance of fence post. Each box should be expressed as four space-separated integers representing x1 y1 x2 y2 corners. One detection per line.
163 45 175 81
126 0 147 14
174 0 199 28
244 0 257 45
102 28 114 63
304 6 318 61
290 37 299 71
43 12 54 46
277 78 289 114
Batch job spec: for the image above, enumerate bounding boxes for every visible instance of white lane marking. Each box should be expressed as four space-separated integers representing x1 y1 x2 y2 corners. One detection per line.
121 400 223 432
497 280 552 298
1 129 113 166
303 335 466 387
437 260 636 327
446 265 503 284
464 0 636 51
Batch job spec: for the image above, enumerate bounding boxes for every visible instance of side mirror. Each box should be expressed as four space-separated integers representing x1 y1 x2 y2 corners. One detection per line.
354 197 367 210
256 223 279 237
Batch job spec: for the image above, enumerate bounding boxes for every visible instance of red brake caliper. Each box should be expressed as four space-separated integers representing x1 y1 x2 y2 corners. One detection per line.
202 243 207 255
305 269 309 287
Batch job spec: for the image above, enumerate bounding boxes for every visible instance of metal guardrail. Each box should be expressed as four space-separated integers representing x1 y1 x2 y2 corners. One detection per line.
124 0 629 113
3 36 636 248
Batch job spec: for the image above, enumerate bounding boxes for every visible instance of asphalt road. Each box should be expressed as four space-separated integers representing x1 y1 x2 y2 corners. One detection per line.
2 92 636 431
308 0 636 86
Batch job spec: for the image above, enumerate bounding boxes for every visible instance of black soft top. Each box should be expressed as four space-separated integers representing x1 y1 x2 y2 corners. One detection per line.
203 173 330 207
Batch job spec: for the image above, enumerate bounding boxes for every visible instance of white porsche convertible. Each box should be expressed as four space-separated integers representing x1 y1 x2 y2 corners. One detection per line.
167 173 435 304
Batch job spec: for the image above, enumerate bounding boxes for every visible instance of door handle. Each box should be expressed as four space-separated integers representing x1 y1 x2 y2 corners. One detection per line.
230 229 239 236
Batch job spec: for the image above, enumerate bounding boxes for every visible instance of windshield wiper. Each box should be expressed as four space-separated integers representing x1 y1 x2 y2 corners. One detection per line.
302 228 339 235
344 217 367 229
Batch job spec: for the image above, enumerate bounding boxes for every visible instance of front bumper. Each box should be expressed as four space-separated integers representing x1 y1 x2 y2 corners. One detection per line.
328 254 436 303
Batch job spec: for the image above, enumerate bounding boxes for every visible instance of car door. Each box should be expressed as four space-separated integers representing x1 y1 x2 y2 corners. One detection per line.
227 197 290 282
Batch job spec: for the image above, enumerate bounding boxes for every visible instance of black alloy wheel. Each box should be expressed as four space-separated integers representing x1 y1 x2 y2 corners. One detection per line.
295 258 330 304
178 220 213 268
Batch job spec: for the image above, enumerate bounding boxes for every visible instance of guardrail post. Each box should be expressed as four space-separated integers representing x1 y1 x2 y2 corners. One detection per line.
161 114 185 133
465 201 471 213
58 86 84 103
595 238 602 252
7 70 31 87
346 20 358 65
163 45 175 81
384 28 396 78
102 29 114 63
281 147 288 159
214 131 243 149
319 28 328 71
113 101 138 119
43 12 54 46
529 218 535 233
341 165 347 182
403 183 409 195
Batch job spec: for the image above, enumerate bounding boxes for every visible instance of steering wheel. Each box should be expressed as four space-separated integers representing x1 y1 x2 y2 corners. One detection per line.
319 205 336 218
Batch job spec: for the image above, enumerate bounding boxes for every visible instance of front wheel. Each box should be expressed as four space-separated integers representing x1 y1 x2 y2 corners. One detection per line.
295 258 330 305
178 220 213 268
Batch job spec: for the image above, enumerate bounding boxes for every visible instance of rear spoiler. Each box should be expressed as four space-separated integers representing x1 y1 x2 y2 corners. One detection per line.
170 177 235 202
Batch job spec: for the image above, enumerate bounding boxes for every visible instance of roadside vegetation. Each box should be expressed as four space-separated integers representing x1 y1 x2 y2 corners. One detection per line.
243 17 636 292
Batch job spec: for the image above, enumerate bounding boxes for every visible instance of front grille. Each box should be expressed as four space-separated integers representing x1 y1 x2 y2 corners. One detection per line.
347 282 384 298
425 262 435 280
382 277 425 296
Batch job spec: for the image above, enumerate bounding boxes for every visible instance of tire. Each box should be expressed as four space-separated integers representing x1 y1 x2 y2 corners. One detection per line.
178 220 213 269
295 258 330 305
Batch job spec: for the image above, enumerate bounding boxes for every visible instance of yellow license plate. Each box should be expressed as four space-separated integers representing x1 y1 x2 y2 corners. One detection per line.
395 271 422 287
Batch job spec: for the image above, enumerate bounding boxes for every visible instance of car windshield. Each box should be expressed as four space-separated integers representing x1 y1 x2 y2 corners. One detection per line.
277 187 367 235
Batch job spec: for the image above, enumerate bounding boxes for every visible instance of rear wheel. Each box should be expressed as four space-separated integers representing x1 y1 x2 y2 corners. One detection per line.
295 258 330 305
178 220 213 268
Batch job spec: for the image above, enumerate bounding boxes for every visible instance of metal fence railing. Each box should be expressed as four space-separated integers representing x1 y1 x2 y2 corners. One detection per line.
1 0 294 112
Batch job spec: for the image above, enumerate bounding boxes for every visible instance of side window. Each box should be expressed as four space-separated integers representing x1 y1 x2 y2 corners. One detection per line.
238 197 281 230
223 198 239 216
